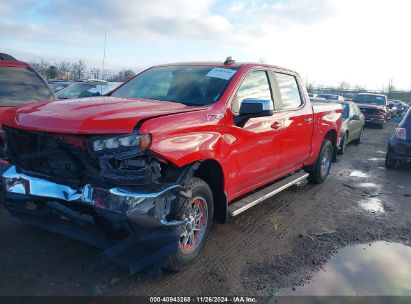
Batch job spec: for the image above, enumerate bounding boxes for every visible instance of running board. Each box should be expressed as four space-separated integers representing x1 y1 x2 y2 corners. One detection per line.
228 171 309 217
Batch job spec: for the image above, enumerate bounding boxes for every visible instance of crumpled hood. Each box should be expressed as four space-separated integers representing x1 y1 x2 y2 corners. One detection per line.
1 97 203 134
356 103 386 110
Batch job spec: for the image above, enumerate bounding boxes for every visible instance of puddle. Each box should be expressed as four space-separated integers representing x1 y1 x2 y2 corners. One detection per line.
359 197 385 213
349 171 369 178
359 182 380 189
368 157 385 162
279 242 411 295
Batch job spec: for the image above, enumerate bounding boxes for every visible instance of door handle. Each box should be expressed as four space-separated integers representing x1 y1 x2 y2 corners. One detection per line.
271 121 283 129
304 117 313 124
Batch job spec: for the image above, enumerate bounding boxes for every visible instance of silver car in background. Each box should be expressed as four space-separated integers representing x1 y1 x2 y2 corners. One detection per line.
338 101 365 154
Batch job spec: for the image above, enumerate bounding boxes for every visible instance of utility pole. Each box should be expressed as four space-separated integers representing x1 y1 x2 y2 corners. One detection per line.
102 32 106 80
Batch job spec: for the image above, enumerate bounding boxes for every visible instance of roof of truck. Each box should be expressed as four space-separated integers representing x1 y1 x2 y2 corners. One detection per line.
153 61 296 74
0 53 30 68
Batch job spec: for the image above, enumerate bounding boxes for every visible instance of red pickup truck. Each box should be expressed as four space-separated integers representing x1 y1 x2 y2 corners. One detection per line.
0 59 342 273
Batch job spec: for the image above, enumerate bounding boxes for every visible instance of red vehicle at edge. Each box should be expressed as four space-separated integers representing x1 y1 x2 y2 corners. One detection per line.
0 59 342 272
0 53 55 154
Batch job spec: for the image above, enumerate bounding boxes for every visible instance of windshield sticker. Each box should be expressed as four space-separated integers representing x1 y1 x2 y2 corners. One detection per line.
206 68 237 80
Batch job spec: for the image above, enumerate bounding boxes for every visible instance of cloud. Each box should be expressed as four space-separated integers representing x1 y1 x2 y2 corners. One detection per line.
1 0 411 89
0 0 335 44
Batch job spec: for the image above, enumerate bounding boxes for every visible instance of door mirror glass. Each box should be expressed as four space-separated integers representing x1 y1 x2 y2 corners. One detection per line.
239 98 274 117
351 114 360 121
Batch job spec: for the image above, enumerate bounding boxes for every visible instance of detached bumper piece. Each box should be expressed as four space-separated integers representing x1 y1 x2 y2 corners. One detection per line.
0 164 185 274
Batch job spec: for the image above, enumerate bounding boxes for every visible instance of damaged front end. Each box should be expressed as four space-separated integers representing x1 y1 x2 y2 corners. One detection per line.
0 126 197 274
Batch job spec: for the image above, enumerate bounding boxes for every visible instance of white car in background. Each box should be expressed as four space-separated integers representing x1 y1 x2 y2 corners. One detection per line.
56 80 122 99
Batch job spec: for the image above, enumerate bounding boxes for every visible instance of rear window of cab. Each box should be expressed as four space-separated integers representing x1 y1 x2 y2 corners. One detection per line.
0 66 54 106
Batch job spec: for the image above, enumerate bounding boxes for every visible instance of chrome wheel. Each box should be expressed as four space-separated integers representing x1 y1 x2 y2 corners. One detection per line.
179 196 208 255
320 146 332 178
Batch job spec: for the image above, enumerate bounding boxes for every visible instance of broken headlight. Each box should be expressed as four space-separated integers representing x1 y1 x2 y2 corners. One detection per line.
92 133 151 152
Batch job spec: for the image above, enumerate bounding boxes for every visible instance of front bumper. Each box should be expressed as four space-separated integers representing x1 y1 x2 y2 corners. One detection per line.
0 163 186 273
364 117 385 125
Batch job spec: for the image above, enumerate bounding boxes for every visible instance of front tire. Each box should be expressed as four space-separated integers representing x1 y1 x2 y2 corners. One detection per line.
338 133 348 155
308 139 333 184
164 177 214 271
353 127 363 144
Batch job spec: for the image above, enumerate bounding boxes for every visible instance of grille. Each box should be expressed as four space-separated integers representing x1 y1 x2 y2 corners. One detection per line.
4 126 87 185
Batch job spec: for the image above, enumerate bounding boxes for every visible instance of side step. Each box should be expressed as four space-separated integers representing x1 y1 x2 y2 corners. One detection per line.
228 171 309 217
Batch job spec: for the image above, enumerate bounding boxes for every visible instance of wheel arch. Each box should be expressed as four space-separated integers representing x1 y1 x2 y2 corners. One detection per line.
193 159 227 224
324 129 338 162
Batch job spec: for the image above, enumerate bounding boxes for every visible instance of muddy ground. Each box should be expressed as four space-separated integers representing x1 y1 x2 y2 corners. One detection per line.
0 120 410 296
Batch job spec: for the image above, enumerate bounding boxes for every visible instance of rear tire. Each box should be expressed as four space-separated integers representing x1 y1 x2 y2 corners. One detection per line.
164 177 214 271
353 127 363 144
308 139 333 184
385 151 397 170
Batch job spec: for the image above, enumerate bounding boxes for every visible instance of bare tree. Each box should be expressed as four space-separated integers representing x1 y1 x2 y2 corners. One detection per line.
90 68 101 79
338 81 350 95
58 61 71 79
354 84 366 93
306 82 314 93
113 69 135 82
71 60 86 80
29 62 42 74
39 59 50 77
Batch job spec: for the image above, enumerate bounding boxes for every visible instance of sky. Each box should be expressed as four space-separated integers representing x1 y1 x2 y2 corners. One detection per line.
1 0 411 90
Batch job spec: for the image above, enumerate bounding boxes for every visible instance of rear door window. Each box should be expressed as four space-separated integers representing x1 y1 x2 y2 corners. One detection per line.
275 73 303 110
0 66 54 106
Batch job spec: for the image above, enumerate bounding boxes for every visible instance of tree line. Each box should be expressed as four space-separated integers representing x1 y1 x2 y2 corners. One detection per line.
30 59 136 82
308 79 411 103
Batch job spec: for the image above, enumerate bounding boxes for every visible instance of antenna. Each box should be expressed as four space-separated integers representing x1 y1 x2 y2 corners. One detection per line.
102 32 106 80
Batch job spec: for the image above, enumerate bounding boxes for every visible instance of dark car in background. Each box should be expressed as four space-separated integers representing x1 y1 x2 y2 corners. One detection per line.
56 80 122 99
386 107 411 169
316 94 345 101
353 93 388 129
338 101 365 153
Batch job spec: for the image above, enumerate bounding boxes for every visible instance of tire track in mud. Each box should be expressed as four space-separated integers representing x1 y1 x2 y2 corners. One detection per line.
134 197 293 295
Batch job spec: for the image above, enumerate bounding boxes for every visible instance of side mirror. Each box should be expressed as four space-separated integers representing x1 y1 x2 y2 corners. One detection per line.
239 98 274 116
351 114 360 121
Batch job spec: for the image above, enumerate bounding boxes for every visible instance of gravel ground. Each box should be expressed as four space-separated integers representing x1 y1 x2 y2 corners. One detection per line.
0 120 410 296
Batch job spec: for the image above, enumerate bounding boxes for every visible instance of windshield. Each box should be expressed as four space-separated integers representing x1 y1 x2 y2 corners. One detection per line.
49 82 71 92
353 94 386 105
0 66 54 106
111 65 239 106
56 83 106 99
341 103 349 119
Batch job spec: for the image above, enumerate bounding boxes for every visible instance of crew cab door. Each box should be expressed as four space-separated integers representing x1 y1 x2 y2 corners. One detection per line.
228 69 285 199
269 71 314 172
